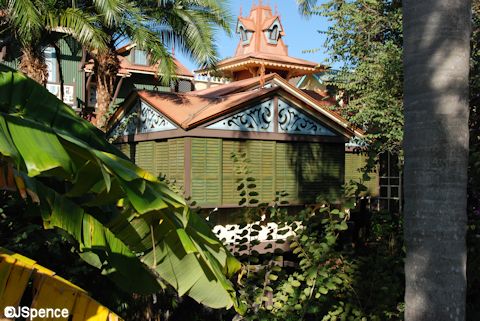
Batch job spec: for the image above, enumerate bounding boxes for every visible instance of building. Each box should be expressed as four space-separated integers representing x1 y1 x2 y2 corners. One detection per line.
108 2 364 209
0 39 194 116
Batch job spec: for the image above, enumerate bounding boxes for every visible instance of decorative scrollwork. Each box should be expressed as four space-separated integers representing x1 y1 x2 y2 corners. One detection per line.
139 102 176 133
278 99 336 136
207 100 274 132
108 101 177 138
109 107 137 138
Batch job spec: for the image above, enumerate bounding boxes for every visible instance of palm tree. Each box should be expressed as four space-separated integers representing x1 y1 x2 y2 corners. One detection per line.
83 0 232 128
403 0 471 320
0 0 106 84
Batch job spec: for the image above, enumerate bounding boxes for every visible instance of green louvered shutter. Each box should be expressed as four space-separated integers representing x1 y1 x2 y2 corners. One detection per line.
297 143 344 202
222 140 244 205
345 152 378 196
168 138 185 188
275 142 299 203
135 141 155 174
246 141 275 203
154 141 169 177
115 143 131 159
191 138 222 206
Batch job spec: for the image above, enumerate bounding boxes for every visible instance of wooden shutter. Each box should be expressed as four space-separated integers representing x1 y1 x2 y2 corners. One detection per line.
222 140 244 205
246 141 275 203
135 141 155 174
297 143 344 202
191 138 222 206
168 138 185 187
275 142 299 203
154 141 169 177
345 152 378 196
115 143 131 159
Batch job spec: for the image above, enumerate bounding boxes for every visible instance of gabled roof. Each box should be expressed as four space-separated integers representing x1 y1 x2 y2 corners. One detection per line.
84 44 193 79
108 73 364 138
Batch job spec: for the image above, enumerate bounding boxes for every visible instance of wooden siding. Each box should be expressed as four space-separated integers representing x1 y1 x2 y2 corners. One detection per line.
192 138 344 206
275 142 344 203
116 139 185 188
121 138 345 207
345 152 379 196
191 138 222 206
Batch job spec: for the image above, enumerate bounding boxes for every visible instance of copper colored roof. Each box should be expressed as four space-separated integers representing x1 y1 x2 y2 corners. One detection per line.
197 3 324 77
84 44 193 78
117 55 193 78
137 86 276 129
301 89 337 107
213 52 320 72
190 74 275 97
109 73 364 138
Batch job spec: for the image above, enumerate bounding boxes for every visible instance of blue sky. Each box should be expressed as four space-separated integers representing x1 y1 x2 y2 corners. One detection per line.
177 0 334 72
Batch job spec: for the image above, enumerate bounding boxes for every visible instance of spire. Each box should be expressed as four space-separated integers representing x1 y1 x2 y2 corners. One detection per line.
239 5 243 17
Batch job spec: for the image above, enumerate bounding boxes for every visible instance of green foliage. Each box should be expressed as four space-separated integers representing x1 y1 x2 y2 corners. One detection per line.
305 0 403 158
0 67 240 310
230 202 404 321
201 156 405 320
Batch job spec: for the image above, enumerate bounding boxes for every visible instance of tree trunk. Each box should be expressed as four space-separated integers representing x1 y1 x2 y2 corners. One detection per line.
18 46 48 85
403 1 471 320
93 50 119 129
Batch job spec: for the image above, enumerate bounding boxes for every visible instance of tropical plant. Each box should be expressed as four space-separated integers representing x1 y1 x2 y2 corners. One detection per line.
0 66 240 310
403 0 471 320
81 0 232 128
0 0 106 85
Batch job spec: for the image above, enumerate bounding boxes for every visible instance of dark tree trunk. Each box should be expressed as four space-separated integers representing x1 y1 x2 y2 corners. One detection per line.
403 0 471 320
93 50 119 129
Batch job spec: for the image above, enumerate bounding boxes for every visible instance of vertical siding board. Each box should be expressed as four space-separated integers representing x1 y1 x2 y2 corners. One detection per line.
135 141 155 174
191 138 221 206
345 152 378 196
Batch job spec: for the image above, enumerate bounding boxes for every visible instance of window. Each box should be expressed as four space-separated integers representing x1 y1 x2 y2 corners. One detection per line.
378 153 402 213
133 49 148 65
240 27 248 42
270 25 279 40
44 47 57 83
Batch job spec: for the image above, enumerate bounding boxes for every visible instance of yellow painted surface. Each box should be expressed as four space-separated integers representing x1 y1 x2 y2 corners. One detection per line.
0 248 123 321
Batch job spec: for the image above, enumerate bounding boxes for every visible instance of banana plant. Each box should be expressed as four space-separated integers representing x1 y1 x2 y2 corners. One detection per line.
0 65 241 309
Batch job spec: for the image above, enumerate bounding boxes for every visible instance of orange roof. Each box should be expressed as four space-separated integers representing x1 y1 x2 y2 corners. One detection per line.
84 44 193 78
196 3 324 78
238 17 256 31
190 74 274 97
137 86 276 129
109 73 364 138
213 52 320 72
117 55 193 78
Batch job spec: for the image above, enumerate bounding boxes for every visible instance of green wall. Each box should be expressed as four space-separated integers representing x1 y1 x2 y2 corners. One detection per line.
117 138 345 207
345 152 379 196
116 139 185 187
190 138 345 207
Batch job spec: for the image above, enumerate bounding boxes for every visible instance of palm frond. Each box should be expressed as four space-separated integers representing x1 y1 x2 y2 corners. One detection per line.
93 0 127 28
45 8 108 51
6 0 43 44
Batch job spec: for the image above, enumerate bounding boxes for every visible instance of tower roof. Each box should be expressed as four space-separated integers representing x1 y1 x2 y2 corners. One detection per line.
196 1 325 80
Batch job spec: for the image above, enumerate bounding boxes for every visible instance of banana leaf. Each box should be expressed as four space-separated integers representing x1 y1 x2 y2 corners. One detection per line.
0 65 240 310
